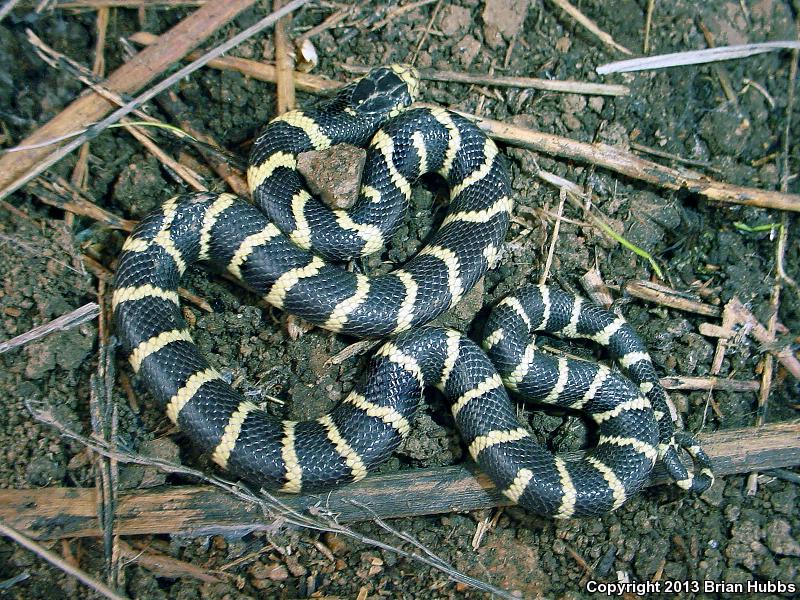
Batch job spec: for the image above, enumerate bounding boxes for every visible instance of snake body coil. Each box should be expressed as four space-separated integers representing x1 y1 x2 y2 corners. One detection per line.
113 65 712 517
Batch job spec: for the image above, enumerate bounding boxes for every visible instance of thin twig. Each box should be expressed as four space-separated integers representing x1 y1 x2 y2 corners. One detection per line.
643 0 654 54
535 168 665 278
409 0 442 65
342 64 630 96
25 401 517 599
659 376 760 393
33 178 136 231
748 41 799 494
348 500 519 600
598 41 800 74
298 5 354 42
0 0 262 191
129 31 340 94
0 520 129 600
539 187 566 284
697 19 738 105
0 0 310 201
0 303 99 354
630 141 722 173
548 0 632 55
0 0 22 22
624 280 721 318
441 105 800 212
55 0 205 6
274 0 297 113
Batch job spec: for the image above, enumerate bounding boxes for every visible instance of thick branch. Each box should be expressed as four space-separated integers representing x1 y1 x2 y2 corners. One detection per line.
1 421 797 540
0 0 258 193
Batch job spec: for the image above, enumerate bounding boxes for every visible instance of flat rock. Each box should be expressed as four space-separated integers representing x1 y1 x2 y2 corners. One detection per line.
297 144 366 210
482 0 531 46
439 5 471 36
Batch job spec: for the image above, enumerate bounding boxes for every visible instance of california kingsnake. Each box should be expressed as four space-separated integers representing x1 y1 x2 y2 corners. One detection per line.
112 65 713 518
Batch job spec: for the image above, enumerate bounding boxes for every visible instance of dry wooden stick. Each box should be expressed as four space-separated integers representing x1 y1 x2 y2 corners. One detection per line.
660 376 760 393
70 6 109 196
118 540 221 583
700 298 800 380
0 302 100 353
547 0 632 55
342 64 630 96
0 0 260 196
447 107 800 212
33 178 137 231
624 280 722 318
697 19 738 105
1 421 797 540
0 520 128 600
154 90 249 196
298 5 354 42
409 0 442 65
643 0 655 54
597 41 800 74
129 31 340 94
273 0 297 113
0 0 21 22
748 44 799 495
55 0 205 6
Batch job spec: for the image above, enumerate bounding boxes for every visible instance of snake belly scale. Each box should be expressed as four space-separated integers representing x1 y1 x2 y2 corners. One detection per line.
113 65 712 517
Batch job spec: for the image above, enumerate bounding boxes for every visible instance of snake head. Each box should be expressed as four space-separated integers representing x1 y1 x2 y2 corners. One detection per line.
341 64 419 120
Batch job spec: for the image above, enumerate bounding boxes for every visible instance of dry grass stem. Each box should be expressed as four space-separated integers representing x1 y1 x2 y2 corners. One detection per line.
343 64 629 96
153 90 249 196
123 120 207 191
33 178 137 231
0 302 99 353
697 19 738 104
597 40 800 74
548 0 632 55
539 188 566 284
630 141 721 173
624 280 721 318
274 0 297 113
298 5 354 42
0 520 128 600
56 0 204 6
129 31 340 94
445 106 800 212
0 0 21 22
643 0 655 54
409 0 442 65
0 0 310 200
660 376 761 393
21 403 519 599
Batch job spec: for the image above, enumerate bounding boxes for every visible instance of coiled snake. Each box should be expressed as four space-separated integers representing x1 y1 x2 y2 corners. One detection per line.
113 65 713 518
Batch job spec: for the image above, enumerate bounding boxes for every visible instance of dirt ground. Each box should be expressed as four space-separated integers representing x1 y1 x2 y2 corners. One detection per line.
0 0 798 598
